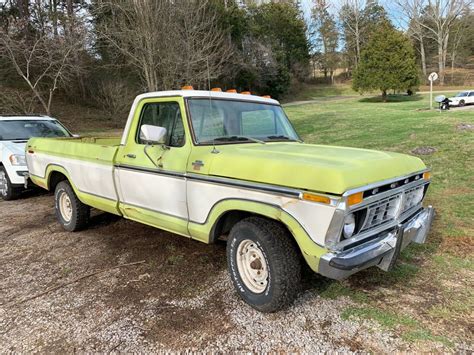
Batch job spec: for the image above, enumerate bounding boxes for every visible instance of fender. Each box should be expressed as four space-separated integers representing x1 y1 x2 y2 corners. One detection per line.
188 198 328 272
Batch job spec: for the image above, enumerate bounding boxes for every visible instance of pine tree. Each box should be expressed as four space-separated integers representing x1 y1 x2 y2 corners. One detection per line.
352 24 420 101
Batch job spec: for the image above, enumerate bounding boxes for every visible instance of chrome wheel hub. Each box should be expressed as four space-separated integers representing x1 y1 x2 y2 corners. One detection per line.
0 171 8 196
236 239 269 294
59 192 73 222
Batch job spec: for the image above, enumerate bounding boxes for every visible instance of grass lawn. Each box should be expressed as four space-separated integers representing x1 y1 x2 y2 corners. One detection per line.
284 82 472 103
283 83 360 102
285 93 473 349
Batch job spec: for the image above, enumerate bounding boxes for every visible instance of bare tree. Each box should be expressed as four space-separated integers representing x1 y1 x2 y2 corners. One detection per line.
312 0 339 82
394 0 428 76
96 0 233 92
449 16 468 81
0 86 38 114
95 80 135 121
0 19 85 115
339 0 365 68
397 0 472 84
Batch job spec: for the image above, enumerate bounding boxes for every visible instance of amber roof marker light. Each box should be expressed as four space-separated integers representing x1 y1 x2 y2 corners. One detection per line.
182 85 194 90
226 89 237 93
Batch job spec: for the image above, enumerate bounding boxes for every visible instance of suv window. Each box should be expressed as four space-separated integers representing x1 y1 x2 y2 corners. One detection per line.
469 92 474 97
137 102 185 147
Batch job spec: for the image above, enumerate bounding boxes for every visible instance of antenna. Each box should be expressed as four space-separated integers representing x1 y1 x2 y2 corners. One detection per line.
207 58 219 154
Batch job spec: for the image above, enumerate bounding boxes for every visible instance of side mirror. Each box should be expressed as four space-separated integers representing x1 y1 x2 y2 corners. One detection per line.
140 125 167 145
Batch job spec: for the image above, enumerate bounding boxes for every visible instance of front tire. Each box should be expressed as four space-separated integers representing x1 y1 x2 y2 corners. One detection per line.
55 181 90 231
0 167 21 201
227 217 301 312
459 100 465 107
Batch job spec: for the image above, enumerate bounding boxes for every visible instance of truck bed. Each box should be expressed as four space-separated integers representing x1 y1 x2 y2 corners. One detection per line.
27 136 122 214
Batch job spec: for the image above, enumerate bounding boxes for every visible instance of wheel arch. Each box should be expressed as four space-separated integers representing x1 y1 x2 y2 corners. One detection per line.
44 165 73 191
195 198 328 273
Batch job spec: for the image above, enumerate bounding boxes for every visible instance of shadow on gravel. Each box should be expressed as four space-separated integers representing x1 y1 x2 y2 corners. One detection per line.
88 211 122 229
16 187 50 200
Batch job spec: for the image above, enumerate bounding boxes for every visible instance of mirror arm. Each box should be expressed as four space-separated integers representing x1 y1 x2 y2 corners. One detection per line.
144 143 164 168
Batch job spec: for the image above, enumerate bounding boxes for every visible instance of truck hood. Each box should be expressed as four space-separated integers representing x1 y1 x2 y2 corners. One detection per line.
1 141 27 156
208 143 426 195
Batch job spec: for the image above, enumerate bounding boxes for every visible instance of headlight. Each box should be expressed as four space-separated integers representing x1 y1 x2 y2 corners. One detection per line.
342 213 356 239
9 154 27 166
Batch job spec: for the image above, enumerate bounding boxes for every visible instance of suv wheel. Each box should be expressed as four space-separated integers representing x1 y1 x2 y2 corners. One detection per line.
459 99 465 107
0 167 21 201
55 181 90 231
227 217 301 312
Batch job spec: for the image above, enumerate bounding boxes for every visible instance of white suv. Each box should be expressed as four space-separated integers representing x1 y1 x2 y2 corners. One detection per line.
0 115 72 200
448 90 474 107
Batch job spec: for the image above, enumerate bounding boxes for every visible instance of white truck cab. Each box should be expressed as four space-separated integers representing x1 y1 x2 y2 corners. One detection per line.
0 115 71 200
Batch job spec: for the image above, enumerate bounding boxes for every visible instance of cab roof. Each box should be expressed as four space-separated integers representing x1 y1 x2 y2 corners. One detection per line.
0 115 56 121
134 90 280 105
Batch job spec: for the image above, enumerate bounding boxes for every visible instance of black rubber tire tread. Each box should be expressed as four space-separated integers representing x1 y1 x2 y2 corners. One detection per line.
0 166 21 201
227 216 302 313
459 100 465 107
54 180 90 232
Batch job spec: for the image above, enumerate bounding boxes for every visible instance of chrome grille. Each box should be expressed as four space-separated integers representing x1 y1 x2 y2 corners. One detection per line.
360 194 402 232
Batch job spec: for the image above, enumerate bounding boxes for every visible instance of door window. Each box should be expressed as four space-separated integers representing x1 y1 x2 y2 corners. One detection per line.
137 102 185 147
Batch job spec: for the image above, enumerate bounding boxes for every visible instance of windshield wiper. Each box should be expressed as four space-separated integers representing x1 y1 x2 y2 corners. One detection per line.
266 135 303 143
205 135 265 144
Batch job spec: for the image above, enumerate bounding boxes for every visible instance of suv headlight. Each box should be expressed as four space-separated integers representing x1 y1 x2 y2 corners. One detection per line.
9 154 27 166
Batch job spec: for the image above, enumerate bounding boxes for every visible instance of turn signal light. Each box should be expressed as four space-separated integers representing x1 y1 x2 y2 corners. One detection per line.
423 171 431 180
302 193 331 204
226 89 237 93
347 192 364 206
211 88 222 92
182 85 194 90
241 91 251 95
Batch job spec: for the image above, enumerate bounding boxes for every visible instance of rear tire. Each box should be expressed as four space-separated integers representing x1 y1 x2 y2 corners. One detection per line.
55 181 90 232
227 217 301 312
0 167 21 201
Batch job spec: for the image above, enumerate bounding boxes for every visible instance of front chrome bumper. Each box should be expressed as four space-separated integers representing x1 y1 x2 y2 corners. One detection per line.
318 206 435 280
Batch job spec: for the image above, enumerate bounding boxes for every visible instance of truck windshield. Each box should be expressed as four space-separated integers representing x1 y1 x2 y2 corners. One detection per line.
0 120 70 141
188 98 300 144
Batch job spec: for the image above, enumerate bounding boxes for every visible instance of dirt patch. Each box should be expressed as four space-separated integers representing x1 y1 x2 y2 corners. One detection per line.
411 146 438 155
439 236 474 257
456 123 474 131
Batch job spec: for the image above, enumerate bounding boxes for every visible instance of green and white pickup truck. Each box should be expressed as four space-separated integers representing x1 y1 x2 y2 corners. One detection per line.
26 89 434 312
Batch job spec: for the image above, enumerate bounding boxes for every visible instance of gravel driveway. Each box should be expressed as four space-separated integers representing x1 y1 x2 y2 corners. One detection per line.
0 192 450 352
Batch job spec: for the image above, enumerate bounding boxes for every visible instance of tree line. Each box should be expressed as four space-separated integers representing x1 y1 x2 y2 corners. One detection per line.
313 0 473 86
0 0 473 116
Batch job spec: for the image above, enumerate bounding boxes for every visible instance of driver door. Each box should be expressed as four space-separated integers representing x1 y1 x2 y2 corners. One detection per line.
115 97 191 236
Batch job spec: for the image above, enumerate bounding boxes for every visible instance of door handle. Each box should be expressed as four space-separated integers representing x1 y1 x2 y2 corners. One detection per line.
126 154 136 159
